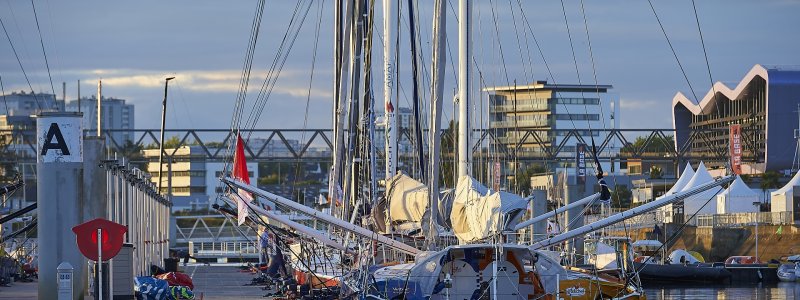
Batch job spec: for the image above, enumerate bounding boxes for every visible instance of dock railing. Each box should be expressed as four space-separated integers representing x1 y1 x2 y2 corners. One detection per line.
696 211 793 227
101 160 171 276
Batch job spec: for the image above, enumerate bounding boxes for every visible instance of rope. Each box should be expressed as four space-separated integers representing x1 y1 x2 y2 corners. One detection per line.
646 0 700 104
0 15 41 110
30 0 56 101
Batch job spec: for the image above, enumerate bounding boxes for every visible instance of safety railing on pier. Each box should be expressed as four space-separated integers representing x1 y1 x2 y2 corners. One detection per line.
101 160 171 276
695 211 793 227
189 241 259 259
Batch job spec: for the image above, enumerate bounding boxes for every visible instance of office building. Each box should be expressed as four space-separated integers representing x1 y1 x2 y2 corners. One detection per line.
485 81 620 175
672 64 800 173
66 96 135 144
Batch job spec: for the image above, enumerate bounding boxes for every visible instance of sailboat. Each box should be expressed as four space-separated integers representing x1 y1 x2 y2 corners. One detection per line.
215 0 739 299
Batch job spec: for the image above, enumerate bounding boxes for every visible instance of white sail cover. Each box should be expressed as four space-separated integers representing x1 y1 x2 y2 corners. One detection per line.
681 162 723 216
716 176 759 214
771 170 800 213
385 173 429 224
450 176 528 243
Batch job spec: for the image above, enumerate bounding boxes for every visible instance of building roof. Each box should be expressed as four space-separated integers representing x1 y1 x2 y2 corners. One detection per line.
672 64 800 116
483 81 612 93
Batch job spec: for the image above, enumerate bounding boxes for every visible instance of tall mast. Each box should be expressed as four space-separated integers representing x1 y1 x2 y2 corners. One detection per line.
382 0 398 179
427 0 447 246
343 0 366 221
457 0 472 178
407 0 426 181
330 0 352 218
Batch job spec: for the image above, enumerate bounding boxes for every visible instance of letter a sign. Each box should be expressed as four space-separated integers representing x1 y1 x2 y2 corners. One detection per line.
37 113 83 163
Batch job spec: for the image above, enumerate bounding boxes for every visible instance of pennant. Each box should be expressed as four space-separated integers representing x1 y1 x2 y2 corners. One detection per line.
232 133 252 225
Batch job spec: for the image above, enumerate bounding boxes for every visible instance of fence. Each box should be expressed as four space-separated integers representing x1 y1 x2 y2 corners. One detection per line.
189 241 259 260
101 159 171 276
695 211 793 227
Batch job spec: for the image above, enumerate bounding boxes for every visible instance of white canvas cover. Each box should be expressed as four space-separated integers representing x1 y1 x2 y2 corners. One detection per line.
385 172 429 224
716 176 759 214
681 162 723 216
771 170 800 213
450 176 528 243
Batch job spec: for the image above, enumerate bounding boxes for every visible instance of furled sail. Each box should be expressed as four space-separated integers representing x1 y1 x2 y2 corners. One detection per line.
450 176 528 243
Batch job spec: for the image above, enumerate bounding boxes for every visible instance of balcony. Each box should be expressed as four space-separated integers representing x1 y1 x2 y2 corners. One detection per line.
490 119 550 128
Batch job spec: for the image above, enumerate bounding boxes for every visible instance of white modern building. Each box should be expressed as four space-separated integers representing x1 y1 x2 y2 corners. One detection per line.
0 91 61 116
66 96 135 144
484 81 621 177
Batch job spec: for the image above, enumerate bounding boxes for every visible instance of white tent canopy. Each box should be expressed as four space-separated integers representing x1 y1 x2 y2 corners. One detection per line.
659 162 695 222
716 176 759 214
664 162 696 197
771 170 800 213
681 162 723 216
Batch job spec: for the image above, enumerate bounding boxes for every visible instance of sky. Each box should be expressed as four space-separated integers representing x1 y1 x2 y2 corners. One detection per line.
1 0 799 136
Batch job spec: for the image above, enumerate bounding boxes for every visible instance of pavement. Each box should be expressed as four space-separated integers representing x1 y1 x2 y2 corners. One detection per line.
0 263 274 299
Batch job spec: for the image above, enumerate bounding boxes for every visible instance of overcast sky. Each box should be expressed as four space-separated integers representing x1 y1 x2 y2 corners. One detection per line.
1 0 798 134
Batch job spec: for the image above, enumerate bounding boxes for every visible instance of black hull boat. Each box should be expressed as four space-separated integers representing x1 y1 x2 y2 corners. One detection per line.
634 263 731 284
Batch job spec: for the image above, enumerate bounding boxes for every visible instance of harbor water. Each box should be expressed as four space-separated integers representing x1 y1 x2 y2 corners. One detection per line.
644 283 800 299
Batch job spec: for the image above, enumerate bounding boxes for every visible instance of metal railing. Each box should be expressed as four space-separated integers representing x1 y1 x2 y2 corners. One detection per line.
189 241 259 259
101 160 171 276
695 211 793 227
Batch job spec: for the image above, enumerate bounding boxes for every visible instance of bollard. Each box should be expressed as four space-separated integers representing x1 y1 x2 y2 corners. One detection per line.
57 262 73 300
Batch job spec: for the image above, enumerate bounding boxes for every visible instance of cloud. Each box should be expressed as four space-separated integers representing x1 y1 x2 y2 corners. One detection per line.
59 69 333 99
619 98 659 109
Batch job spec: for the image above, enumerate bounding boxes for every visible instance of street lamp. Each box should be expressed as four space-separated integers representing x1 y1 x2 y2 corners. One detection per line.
753 201 761 260
158 77 176 193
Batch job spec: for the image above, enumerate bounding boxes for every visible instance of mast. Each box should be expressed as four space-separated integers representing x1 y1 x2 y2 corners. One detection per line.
427 0 446 246
457 0 472 178
407 0 426 181
382 0 398 179
343 0 366 221
330 0 352 219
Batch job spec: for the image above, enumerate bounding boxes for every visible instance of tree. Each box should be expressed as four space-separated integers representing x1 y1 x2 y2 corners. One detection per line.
513 164 548 195
116 140 145 169
611 185 632 209
760 171 781 192
621 135 675 154
439 120 457 187
649 166 663 179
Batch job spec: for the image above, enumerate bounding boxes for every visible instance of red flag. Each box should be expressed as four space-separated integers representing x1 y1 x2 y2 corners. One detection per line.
233 133 253 225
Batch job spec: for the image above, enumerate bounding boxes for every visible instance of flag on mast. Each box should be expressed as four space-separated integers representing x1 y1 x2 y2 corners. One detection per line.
232 133 253 225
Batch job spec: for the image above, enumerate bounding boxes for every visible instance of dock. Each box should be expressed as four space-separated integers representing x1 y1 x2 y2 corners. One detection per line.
0 264 272 299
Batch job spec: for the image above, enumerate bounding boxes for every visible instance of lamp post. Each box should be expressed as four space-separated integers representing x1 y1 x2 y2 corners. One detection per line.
158 77 175 193
753 201 761 260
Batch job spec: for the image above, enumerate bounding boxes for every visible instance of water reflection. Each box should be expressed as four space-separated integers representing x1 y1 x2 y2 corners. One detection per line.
644 282 800 299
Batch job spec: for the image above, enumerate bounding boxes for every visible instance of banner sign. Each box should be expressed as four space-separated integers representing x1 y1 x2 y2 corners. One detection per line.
730 124 742 174
576 143 587 184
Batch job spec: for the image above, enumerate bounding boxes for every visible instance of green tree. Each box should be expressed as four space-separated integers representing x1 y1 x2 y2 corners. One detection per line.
513 164 548 195
439 120 457 187
621 135 675 154
760 171 781 192
116 140 145 169
649 166 663 179
611 185 632 209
